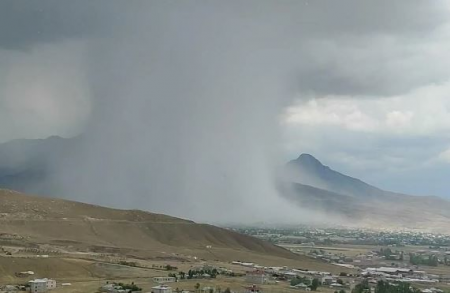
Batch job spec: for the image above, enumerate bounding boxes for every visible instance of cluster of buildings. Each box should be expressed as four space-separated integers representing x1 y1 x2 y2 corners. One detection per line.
234 260 340 289
362 267 440 283
233 226 450 248
237 258 447 292
1 278 57 293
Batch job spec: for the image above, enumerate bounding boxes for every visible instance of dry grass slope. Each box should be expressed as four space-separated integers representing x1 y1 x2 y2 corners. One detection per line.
0 189 298 260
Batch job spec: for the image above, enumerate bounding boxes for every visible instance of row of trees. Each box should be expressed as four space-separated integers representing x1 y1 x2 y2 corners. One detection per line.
409 253 438 266
170 268 220 281
352 279 420 293
115 282 142 292
189 284 231 293
375 280 420 293
188 268 219 279
379 248 404 261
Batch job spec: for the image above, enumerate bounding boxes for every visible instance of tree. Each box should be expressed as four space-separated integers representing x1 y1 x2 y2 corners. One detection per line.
375 280 418 293
311 278 320 291
115 282 142 292
195 283 201 290
224 288 231 293
337 279 344 285
429 255 438 266
212 268 218 278
375 280 389 293
397 282 412 293
291 277 310 287
166 264 177 271
352 279 369 293
168 273 178 281
179 271 186 280
409 253 438 266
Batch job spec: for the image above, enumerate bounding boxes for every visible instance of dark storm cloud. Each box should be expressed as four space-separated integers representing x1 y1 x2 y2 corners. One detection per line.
1 0 450 222
1 0 446 48
289 0 446 36
1 0 448 97
0 0 126 49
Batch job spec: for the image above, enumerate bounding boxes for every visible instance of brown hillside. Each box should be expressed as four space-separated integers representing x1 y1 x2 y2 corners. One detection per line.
0 189 297 261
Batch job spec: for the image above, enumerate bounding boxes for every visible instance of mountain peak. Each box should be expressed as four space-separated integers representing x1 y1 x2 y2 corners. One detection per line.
296 153 325 168
298 153 321 162
286 153 383 198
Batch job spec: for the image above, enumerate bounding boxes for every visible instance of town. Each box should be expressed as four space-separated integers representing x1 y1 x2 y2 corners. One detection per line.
3 226 450 293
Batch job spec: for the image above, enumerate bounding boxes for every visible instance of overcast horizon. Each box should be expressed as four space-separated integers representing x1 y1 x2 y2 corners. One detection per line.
1 0 450 220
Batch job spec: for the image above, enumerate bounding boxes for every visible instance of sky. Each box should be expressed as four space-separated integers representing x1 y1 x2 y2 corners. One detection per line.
1 0 450 219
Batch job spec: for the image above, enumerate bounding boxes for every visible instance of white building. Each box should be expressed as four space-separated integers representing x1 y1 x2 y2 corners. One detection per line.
284 272 298 279
366 267 413 276
153 277 176 283
246 270 268 285
330 283 344 289
152 285 173 293
29 279 56 293
322 276 334 285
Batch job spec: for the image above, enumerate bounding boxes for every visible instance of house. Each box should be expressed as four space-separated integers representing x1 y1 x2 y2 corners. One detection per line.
246 270 268 284
100 284 128 293
153 277 176 283
152 285 173 293
322 276 334 285
29 279 56 293
284 272 298 280
292 283 311 291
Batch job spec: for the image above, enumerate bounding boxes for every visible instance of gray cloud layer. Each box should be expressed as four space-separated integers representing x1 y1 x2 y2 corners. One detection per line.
1 0 450 221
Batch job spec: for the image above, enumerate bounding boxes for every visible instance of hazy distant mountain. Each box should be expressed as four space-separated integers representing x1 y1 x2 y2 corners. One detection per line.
0 136 78 196
2 138 450 232
280 154 450 232
285 154 384 198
